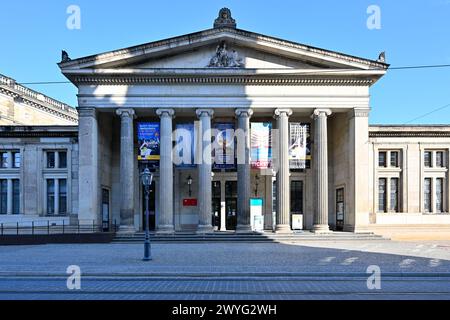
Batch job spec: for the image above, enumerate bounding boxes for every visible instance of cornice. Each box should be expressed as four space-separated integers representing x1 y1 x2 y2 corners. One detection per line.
369 131 450 138
70 75 375 86
0 76 78 123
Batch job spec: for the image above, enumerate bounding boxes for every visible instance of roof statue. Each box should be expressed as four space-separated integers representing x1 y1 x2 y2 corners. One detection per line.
61 50 71 63
377 51 386 63
213 8 237 29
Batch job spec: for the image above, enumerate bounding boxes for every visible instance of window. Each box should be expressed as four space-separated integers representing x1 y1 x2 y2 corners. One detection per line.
378 178 387 212
390 178 399 212
58 152 67 169
47 152 56 168
47 151 68 169
12 152 21 168
424 178 432 213
0 180 7 214
290 181 304 214
436 178 444 213
390 151 399 167
436 152 445 168
1 152 8 168
12 179 20 214
59 179 67 215
378 152 387 167
47 179 68 215
47 179 55 214
424 151 432 168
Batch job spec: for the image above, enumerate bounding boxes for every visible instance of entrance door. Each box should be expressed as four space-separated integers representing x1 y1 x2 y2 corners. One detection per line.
290 181 304 230
225 181 237 230
211 179 237 231
212 181 221 230
101 188 110 231
142 181 156 231
336 188 345 231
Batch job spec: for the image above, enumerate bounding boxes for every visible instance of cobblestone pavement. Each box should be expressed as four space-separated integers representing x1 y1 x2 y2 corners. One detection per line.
1 241 450 299
0 276 449 300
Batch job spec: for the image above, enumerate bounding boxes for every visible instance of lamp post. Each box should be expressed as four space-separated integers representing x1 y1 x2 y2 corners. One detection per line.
141 167 153 261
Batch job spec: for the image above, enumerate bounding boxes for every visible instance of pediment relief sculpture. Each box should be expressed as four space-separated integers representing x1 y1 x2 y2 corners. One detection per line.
208 41 244 68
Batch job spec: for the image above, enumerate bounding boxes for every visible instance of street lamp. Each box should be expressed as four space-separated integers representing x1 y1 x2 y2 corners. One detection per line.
141 167 153 261
187 175 193 197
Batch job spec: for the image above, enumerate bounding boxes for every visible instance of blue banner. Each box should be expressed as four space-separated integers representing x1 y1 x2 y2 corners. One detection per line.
137 123 160 161
213 123 235 170
251 122 272 169
174 123 196 167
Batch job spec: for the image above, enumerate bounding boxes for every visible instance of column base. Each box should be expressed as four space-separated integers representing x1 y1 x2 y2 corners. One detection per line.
117 225 136 235
196 225 214 234
235 224 253 234
312 224 331 234
275 224 293 234
156 225 175 235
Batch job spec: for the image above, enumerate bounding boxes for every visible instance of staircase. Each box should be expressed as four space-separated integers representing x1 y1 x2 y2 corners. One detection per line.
113 231 388 243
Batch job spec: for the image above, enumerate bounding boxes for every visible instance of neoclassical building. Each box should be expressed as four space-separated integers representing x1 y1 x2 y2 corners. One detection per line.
0 9 449 237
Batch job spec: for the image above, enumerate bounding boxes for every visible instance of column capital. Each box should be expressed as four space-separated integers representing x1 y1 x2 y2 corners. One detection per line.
348 107 370 119
235 108 253 118
196 109 214 118
77 107 97 118
274 108 293 119
312 108 332 119
156 108 175 118
116 108 136 118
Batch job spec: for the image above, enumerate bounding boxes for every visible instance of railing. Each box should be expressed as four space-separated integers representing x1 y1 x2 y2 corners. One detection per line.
0 220 118 236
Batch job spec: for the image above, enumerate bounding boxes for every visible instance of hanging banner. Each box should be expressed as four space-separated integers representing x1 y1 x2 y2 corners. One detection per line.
213 123 235 170
289 123 311 169
174 123 196 167
137 123 160 161
251 122 272 169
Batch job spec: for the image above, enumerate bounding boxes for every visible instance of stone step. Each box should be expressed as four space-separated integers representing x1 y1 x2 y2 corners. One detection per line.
113 232 388 243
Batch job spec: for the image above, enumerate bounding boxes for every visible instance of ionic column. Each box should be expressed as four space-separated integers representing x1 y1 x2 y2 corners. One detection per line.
235 108 253 233
312 109 332 233
196 109 214 234
274 108 293 233
77 107 99 225
156 108 175 233
116 108 136 233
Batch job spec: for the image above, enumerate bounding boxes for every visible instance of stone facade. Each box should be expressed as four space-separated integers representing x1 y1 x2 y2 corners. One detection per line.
0 9 449 236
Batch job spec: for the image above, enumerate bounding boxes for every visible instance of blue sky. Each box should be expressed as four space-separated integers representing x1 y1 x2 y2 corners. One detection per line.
0 0 449 124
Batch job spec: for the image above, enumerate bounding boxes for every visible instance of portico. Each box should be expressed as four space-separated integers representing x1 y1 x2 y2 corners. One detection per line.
59 8 388 234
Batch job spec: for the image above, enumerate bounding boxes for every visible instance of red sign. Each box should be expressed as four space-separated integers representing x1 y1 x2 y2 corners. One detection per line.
183 199 198 207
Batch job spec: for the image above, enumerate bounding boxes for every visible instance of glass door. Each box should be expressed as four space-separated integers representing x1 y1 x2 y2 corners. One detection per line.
336 188 345 231
212 181 221 230
225 181 237 230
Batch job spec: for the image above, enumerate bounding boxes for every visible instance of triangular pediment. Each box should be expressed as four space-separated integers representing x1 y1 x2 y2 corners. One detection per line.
59 28 388 72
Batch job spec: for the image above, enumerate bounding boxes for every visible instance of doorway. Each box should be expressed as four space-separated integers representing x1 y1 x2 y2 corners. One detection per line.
211 179 237 231
336 188 345 231
142 181 156 231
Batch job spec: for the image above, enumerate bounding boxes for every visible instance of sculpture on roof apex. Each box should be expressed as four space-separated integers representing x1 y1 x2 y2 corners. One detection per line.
208 41 244 68
61 50 71 63
214 8 237 29
377 51 386 63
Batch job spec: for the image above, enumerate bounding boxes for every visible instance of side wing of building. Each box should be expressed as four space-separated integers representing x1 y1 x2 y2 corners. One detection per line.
368 125 450 237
